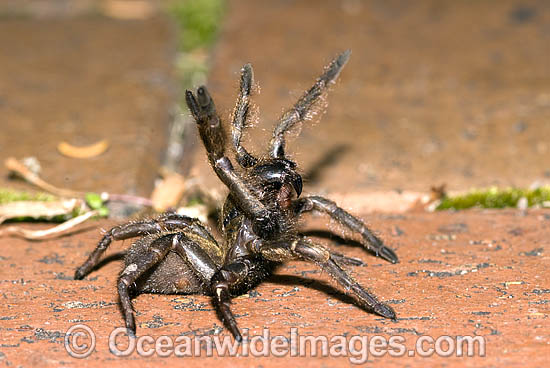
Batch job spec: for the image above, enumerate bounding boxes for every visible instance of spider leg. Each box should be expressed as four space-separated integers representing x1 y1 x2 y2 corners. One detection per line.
186 88 277 237
160 213 218 244
185 86 225 165
270 50 351 158
231 63 258 168
293 196 398 264
75 220 164 280
117 234 174 335
210 258 256 342
172 234 220 282
74 213 216 280
330 251 365 266
119 233 221 335
259 238 396 320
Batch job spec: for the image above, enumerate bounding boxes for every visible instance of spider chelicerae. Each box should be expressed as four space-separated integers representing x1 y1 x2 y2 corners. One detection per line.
74 50 398 342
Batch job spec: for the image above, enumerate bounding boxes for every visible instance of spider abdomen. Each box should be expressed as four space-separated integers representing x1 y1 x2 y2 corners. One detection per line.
129 251 206 294
124 233 222 295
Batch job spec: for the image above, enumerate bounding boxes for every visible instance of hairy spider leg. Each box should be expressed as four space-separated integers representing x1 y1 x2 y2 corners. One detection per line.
185 87 225 166
231 63 258 168
118 233 220 335
259 237 396 320
210 255 274 342
172 235 220 282
186 87 279 238
118 234 174 334
329 251 366 266
210 260 249 342
293 196 398 263
270 50 351 159
74 213 216 280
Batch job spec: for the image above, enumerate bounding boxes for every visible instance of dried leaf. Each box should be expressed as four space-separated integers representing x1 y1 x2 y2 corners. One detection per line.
0 198 83 224
57 140 109 159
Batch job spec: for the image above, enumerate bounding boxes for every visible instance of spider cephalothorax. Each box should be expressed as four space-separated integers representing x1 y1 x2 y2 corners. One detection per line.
74 50 398 342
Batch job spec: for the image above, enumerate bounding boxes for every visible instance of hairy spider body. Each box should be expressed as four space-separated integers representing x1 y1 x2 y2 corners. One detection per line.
74 51 398 341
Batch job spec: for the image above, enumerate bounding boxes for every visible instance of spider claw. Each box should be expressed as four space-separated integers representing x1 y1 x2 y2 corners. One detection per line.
197 86 211 107
233 329 243 343
292 174 303 197
323 49 351 83
374 303 396 320
379 246 399 264
74 268 86 280
185 90 199 119
126 327 136 339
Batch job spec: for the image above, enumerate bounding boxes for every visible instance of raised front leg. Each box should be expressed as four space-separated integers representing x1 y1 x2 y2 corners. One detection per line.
231 63 258 168
186 87 278 238
185 86 225 165
270 50 351 158
293 196 398 263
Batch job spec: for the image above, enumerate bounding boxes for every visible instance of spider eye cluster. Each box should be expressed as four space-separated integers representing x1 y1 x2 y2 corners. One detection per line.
252 159 302 197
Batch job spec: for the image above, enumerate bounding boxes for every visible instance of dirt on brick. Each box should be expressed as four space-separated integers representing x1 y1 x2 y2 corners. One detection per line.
0 15 176 197
0 209 548 367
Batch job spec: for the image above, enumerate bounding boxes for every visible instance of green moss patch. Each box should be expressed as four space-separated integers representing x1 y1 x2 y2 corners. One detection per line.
169 0 225 52
436 186 550 210
0 188 56 204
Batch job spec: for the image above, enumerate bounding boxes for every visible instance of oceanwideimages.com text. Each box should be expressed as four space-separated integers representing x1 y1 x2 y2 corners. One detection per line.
65 324 486 363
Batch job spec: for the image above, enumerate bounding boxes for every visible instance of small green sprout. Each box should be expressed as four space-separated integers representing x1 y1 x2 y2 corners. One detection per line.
85 192 109 217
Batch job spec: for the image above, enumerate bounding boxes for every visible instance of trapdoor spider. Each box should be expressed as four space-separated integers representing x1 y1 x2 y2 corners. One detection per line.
74 50 398 341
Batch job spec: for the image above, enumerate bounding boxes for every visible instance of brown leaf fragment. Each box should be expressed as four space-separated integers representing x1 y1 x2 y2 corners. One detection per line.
57 140 109 159
151 169 187 212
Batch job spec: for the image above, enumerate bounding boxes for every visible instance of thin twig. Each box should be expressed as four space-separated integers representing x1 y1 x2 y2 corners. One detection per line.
103 192 153 207
5 157 153 208
0 210 98 240
5 157 84 198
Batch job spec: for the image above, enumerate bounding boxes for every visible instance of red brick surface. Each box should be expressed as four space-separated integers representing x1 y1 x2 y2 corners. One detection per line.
1 210 548 366
0 16 175 197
